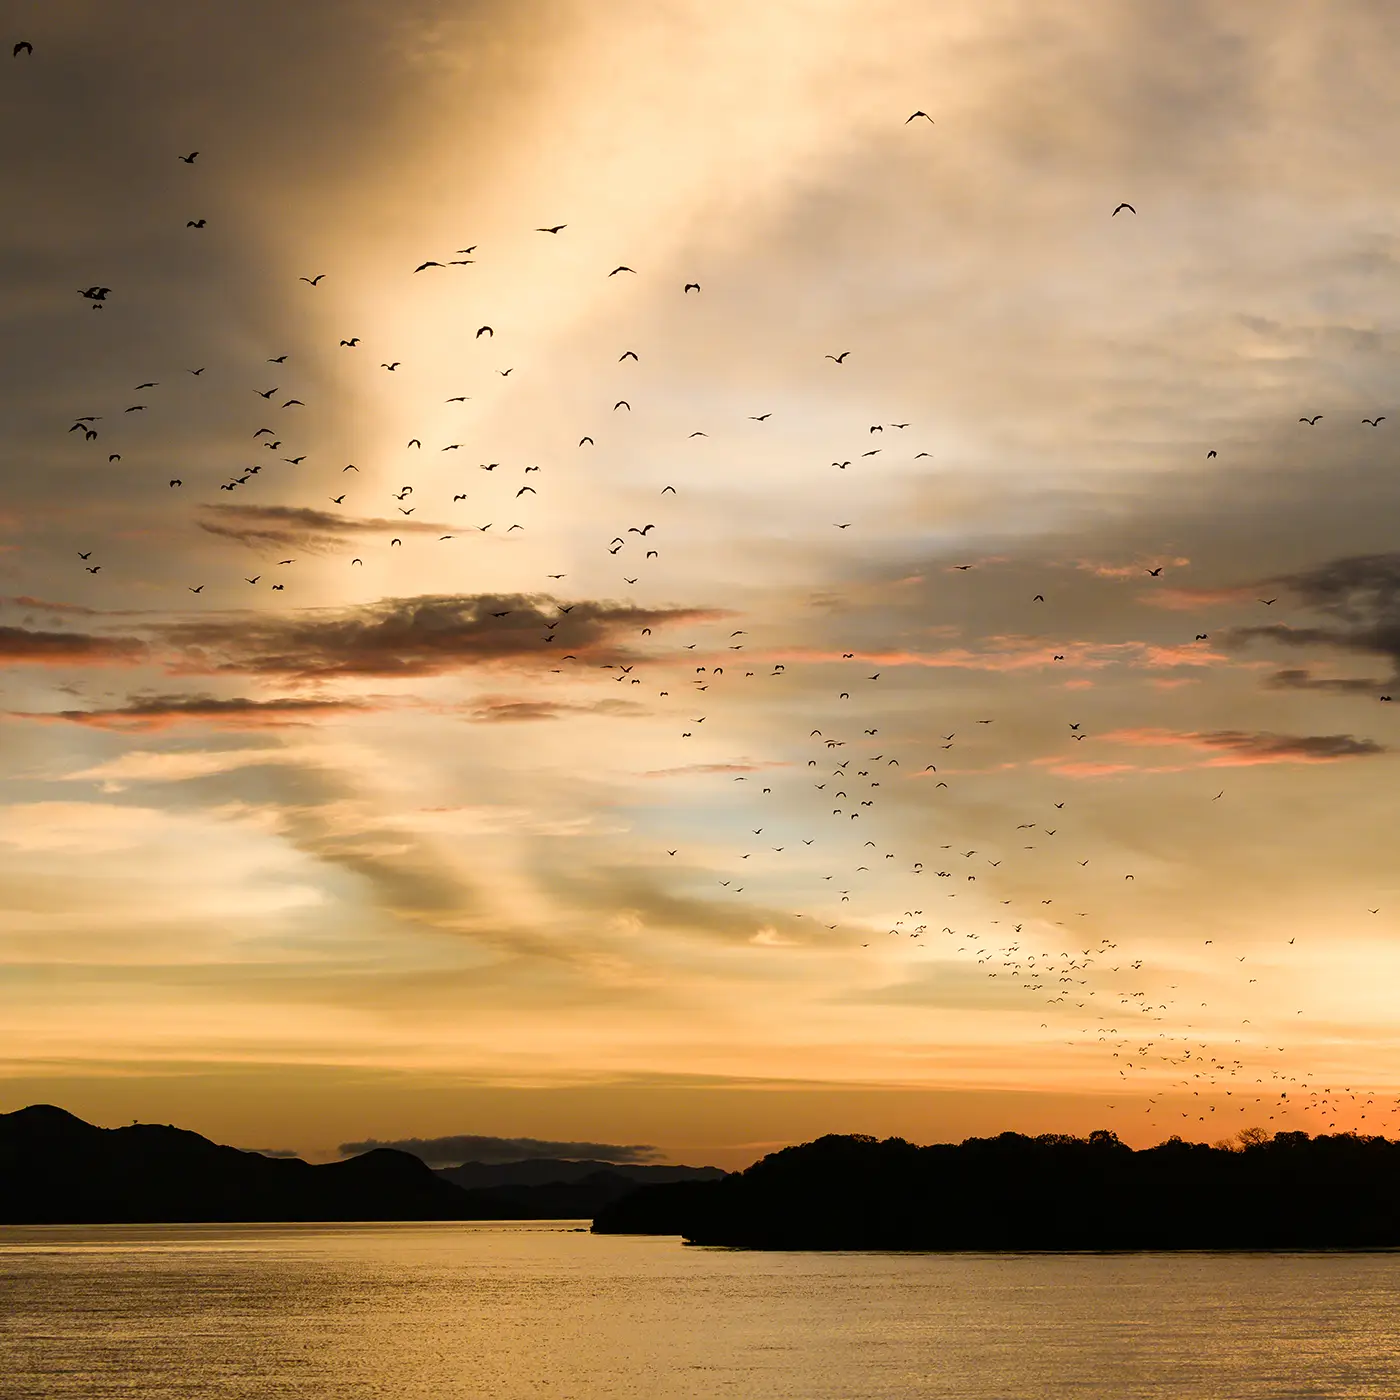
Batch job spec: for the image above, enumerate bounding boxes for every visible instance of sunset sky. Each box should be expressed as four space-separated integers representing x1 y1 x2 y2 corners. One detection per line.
3 0 1400 1167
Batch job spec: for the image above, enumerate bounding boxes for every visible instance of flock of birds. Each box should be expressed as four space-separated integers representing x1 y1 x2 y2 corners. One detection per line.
14 35 1400 1143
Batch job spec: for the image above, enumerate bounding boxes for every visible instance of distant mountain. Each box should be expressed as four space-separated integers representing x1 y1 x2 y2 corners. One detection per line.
437 1159 724 1190
594 1130 1400 1249
0 1105 473 1223
0 1105 726 1225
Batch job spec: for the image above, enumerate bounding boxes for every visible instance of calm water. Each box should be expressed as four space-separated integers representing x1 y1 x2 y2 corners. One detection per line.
2 1223 1399 1398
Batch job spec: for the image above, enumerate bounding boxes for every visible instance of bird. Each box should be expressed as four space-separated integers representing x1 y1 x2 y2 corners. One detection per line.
256 387 277 399
13 41 33 56
268 355 287 363
178 151 198 163
536 224 566 233
300 274 326 285
476 326 493 338
382 362 400 371
750 414 771 421
185 219 206 228
608 266 636 276
340 338 360 347
1300 415 1323 425
245 576 261 585
414 261 443 272
1207 450 1217 458
1146 566 1163 576
906 110 933 123
619 351 638 362
1363 417 1386 426
188 585 204 594
826 352 850 363
1112 203 1136 215
1258 598 1278 606
684 282 700 293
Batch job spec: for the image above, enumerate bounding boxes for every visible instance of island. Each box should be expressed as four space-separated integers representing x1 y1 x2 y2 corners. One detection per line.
592 1129 1400 1249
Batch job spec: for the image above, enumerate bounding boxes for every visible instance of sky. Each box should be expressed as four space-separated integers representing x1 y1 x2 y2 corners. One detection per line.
2 0 1400 1168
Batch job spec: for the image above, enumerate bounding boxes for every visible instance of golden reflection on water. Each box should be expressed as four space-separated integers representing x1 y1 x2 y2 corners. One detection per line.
3 1222 1400 1398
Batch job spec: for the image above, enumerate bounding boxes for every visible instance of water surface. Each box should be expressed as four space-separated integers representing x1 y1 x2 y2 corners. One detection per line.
2 1222 1397 1397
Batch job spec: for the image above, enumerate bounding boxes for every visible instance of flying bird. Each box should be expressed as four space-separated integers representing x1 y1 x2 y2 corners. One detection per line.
608 266 636 276
1363 417 1386 426
340 338 360 347
1112 203 1136 215
476 326 493 338
1299 415 1323 425
178 151 198 163
906 110 933 123
684 282 700 292
382 362 400 371
13 41 33 56
414 261 444 272
300 274 326 285
536 224 566 233
825 352 850 363
185 219 206 228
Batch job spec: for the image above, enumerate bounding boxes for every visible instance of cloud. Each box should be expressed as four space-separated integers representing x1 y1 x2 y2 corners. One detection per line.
0 625 145 666
1233 554 1400 689
1103 728 1387 765
162 594 715 678
466 696 645 723
643 761 789 778
1265 668 1384 696
337 1133 663 1166
770 639 1223 672
197 504 455 554
14 693 368 730
1142 585 1258 611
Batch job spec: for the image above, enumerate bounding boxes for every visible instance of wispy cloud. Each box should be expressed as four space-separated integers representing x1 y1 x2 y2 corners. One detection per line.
1103 727 1387 765
197 504 456 553
14 693 368 730
162 594 717 679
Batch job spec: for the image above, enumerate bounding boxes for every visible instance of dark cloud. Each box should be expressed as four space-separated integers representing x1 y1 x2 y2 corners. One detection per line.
14 693 367 730
1265 669 1385 697
1193 731 1386 762
0 625 145 666
163 593 716 678
198 505 455 554
338 1133 663 1166
244 1146 302 1159
1234 554 1400 693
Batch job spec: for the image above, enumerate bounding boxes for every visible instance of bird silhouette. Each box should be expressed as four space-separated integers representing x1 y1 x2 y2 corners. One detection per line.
1112 202 1136 215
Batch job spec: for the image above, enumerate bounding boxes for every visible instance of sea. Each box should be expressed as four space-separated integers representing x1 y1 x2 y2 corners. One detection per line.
1 1222 1397 1398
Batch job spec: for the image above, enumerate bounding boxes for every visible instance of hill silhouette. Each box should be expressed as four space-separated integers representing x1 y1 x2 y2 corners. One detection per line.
0 1106 720 1224
593 1129 1400 1249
